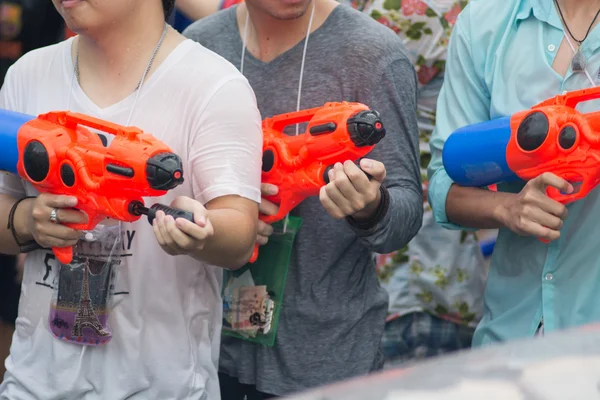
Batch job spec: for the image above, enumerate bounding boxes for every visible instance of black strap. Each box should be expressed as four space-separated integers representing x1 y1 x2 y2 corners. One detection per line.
346 185 390 231
7 197 41 253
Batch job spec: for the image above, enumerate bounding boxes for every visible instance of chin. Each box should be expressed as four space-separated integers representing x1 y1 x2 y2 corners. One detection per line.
254 0 312 20
269 5 311 20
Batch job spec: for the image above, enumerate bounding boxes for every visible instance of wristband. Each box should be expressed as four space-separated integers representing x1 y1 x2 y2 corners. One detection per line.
346 185 390 231
7 197 41 253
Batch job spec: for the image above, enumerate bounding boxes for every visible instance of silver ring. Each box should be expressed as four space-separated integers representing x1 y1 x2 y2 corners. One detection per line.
49 208 59 224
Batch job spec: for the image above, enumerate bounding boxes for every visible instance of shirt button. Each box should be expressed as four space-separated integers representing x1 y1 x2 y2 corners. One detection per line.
548 44 556 52
545 273 553 281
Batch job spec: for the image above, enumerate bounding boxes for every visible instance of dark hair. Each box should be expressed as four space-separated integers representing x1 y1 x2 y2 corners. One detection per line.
162 0 176 20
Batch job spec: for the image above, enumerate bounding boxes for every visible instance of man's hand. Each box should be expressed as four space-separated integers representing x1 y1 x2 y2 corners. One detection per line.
496 172 572 241
256 183 278 246
319 158 386 220
152 196 214 256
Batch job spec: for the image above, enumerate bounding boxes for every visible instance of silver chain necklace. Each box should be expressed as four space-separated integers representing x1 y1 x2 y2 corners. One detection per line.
74 22 168 92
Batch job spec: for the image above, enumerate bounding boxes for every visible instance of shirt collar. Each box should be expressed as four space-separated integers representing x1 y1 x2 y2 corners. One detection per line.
515 0 562 30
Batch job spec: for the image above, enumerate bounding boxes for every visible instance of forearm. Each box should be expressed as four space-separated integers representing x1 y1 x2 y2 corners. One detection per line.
446 184 514 229
189 208 257 269
0 195 33 255
349 185 423 254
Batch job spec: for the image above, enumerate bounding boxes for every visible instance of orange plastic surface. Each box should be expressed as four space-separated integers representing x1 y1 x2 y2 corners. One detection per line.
506 86 600 205
16 111 177 264
249 102 379 263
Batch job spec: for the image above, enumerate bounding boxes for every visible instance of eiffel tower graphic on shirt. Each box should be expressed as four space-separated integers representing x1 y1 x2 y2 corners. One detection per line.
72 260 110 338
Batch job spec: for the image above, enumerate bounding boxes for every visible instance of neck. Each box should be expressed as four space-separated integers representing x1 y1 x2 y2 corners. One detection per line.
75 10 168 101
239 0 337 63
559 0 600 19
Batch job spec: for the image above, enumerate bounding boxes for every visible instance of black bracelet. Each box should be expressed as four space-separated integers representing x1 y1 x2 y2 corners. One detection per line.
346 185 390 231
7 196 41 253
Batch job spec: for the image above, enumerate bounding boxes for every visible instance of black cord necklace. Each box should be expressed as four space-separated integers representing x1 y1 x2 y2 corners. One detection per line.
554 0 600 72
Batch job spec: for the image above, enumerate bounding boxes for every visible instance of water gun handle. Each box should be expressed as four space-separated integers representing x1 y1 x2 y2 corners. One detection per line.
537 171 592 244
249 245 259 263
43 111 143 140
53 246 75 265
49 203 195 265
144 203 194 225
248 160 374 264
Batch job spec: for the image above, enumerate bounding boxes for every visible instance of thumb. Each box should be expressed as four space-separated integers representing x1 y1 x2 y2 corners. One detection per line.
192 202 209 227
261 183 279 196
360 158 386 182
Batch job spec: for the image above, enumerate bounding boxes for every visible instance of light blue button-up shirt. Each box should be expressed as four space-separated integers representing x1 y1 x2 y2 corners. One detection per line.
427 0 600 347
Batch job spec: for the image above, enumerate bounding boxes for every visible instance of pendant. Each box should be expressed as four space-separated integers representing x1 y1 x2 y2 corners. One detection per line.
572 48 587 72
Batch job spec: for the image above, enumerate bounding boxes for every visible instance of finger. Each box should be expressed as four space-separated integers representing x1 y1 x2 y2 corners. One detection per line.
175 217 214 242
166 216 197 250
533 172 573 194
324 180 354 216
152 219 166 246
334 162 361 199
527 191 568 219
52 209 89 225
257 221 274 237
34 232 79 248
360 158 386 183
256 235 269 246
343 160 371 193
319 186 345 219
522 205 563 230
37 223 82 241
517 219 560 242
41 194 78 209
259 198 279 217
261 183 279 196
156 212 179 252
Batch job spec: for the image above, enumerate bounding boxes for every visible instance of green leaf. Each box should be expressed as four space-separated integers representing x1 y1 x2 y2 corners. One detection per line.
420 151 432 169
432 60 445 70
411 21 427 30
425 7 437 17
383 0 401 10
440 16 450 29
406 29 422 40
423 27 433 34
435 304 449 315
370 9 383 19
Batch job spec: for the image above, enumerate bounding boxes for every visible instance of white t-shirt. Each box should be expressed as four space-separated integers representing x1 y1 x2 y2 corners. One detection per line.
0 38 262 400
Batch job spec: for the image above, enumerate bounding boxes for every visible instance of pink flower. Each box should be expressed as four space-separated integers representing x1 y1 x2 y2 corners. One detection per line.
402 0 428 16
444 3 462 26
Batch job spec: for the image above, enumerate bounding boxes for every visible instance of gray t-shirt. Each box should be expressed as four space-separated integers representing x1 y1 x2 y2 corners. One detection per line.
184 4 423 396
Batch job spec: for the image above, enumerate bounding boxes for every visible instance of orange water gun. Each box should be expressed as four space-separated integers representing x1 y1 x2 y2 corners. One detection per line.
0 109 193 264
250 101 386 263
443 87 600 241
443 86 600 203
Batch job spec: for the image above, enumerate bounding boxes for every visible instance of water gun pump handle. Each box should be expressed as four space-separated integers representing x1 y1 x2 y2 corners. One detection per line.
129 201 194 225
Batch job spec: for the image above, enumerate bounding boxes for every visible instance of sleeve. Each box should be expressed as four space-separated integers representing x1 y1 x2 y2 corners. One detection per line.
0 65 27 199
426 11 491 230
188 76 262 205
348 56 424 254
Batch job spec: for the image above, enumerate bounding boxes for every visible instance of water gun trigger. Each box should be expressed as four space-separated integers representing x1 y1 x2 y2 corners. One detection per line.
322 158 374 184
544 172 589 205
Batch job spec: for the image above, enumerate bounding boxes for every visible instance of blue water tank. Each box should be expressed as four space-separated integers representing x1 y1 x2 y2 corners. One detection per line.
443 116 519 187
0 108 33 174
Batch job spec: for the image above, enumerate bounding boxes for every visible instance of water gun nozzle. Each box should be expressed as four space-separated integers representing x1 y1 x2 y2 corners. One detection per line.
347 110 386 147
